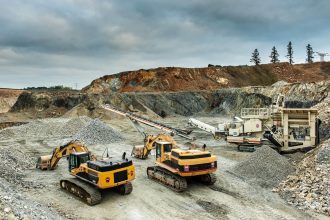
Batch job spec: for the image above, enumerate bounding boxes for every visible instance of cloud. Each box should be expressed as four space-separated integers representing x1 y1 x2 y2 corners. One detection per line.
0 0 329 88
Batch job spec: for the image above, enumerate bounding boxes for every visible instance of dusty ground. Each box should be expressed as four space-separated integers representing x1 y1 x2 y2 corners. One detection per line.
0 116 329 220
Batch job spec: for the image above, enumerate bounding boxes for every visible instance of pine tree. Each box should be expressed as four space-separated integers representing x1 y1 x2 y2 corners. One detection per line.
269 46 280 63
250 49 261 65
286 41 294 64
306 44 314 63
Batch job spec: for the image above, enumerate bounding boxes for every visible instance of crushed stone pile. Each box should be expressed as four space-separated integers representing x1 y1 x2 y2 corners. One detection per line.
0 117 123 145
0 117 92 140
59 117 92 136
13 119 64 137
73 119 124 145
229 146 294 188
274 139 330 216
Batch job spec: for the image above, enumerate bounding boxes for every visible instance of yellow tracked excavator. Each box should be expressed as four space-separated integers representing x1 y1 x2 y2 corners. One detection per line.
36 141 135 205
147 141 217 192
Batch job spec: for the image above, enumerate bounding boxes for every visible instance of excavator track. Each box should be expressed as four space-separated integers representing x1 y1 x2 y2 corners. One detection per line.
118 182 133 195
147 166 187 192
199 173 217 185
60 178 102 206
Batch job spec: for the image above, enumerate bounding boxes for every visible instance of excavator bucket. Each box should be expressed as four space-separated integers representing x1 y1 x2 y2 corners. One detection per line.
36 155 52 170
131 145 145 159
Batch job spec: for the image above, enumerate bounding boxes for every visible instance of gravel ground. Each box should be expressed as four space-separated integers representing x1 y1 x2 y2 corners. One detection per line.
0 144 43 189
229 146 295 188
0 178 65 220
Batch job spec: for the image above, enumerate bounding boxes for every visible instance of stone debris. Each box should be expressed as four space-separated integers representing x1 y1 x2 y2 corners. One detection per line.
196 200 229 219
315 99 330 125
314 97 330 141
0 128 15 140
73 119 124 145
274 139 330 216
0 144 43 188
229 146 294 188
0 178 64 220
272 80 290 87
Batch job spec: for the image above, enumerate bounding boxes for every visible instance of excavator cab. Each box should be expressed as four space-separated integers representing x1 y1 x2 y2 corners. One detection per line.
155 141 173 162
68 152 90 171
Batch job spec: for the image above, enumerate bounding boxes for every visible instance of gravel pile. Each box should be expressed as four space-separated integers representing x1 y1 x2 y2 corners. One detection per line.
274 139 330 216
0 117 92 140
73 119 124 145
229 146 294 188
0 117 124 145
59 117 92 136
0 178 65 220
14 119 64 137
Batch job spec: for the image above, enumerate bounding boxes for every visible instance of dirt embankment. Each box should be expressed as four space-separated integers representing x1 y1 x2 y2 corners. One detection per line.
83 62 330 93
0 89 23 113
6 80 330 121
9 90 86 118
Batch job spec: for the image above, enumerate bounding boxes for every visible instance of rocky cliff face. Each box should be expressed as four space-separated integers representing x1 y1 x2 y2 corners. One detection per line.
10 80 330 119
7 64 330 140
10 91 85 118
91 90 272 117
84 62 330 93
82 80 330 117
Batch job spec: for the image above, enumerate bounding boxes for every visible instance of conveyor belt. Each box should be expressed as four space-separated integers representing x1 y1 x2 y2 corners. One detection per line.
101 104 193 140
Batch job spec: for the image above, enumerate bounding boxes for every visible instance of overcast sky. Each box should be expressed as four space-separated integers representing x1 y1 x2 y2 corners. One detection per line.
0 0 329 89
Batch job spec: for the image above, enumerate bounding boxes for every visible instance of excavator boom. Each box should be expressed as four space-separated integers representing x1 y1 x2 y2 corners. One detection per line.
36 141 89 170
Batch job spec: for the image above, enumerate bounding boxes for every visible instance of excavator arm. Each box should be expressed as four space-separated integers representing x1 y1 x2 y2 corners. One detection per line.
144 134 177 156
37 141 89 170
133 134 177 159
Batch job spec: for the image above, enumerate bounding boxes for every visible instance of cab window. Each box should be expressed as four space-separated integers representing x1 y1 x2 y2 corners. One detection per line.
163 144 172 152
